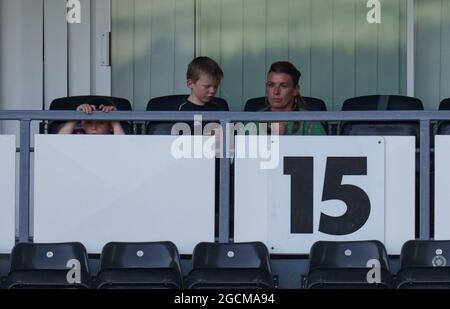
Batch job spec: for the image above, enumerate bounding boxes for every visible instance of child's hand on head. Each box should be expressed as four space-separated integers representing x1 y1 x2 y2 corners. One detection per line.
99 104 117 113
77 104 96 114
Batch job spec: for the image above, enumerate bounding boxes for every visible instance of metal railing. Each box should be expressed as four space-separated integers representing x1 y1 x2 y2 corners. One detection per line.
1 109 449 244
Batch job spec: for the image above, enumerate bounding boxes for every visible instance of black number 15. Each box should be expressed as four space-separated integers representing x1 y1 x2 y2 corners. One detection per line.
284 157 371 236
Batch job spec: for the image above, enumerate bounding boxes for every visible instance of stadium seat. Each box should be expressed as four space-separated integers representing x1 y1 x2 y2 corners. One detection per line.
95 242 183 289
244 96 327 111
436 98 450 135
396 240 450 289
5 242 91 289
342 95 423 111
341 95 423 138
47 95 133 134
304 241 394 289
145 95 228 135
185 242 275 289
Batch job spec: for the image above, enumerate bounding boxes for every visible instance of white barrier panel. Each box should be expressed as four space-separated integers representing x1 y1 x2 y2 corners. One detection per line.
435 136 450 240
0 135 15 253
234 136 415 255
34 135 215 254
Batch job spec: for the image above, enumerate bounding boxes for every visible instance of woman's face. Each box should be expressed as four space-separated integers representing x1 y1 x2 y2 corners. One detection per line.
266 72 300 111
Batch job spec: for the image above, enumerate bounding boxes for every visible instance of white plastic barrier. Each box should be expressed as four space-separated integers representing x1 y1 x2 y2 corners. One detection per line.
234 136 415 255
0 135 16 253
434 136 450 240
34 135 216 254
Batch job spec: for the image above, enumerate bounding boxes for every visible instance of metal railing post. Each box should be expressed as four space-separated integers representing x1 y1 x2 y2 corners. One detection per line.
18 119 31 243
419 120 431 240
219 120 231 243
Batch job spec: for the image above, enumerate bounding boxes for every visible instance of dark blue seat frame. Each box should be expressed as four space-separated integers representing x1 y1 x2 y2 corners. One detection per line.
185 242 275 289
304 241 394 289
5 242 91 289
95 241 183 289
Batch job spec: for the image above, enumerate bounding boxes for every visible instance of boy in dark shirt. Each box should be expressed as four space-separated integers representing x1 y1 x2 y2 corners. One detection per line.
179 56 224 111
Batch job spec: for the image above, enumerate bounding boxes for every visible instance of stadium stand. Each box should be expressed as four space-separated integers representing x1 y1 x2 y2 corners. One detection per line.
304 241 394 289
396 240 450 289
185 242 275 289
95 241 183 289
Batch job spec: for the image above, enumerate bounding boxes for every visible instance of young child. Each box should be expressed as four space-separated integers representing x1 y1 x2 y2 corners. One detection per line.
58 98 125 135
179 56 224 111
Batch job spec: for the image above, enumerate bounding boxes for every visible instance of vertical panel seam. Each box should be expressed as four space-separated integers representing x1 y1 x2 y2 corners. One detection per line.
173 0 177 94
439 0 443 101
331 0 335 109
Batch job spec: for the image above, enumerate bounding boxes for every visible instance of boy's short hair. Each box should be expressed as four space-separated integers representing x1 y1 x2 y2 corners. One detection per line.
187 56 224 84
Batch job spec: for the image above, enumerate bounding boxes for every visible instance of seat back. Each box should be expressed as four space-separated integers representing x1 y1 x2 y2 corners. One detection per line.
437 98 450 135
341 95 423 140
308 241 390 271
341 122 419 137
400 240 450 268
10 242 89 272
48 95 133 134
244 96 327 111
50 95 132 111
100 241 181 272
145 95 228 135
146 95 229 111
342 95 423 111
192 242 271 271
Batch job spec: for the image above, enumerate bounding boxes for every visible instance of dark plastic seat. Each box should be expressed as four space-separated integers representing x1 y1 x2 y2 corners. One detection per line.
47 95 133 134
304 241 394 289
145 95 229 135
342 95 423 111
5 242 91 289
436 99 450 135
95 242 182 289
341 95 423 139
244 96 327 111
396 240 450 289
185 242 274 289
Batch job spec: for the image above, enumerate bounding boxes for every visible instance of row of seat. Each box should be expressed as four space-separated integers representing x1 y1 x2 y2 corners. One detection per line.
44 95 450 136
48 94 450 113
1 240 449 289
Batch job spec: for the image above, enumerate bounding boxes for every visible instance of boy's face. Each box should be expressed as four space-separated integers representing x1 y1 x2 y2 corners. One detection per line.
187 73 220 104
82 120 112 134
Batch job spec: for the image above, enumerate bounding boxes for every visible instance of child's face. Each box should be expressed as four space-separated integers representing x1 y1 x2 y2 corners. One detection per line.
187 73 220 104
82 120 112 134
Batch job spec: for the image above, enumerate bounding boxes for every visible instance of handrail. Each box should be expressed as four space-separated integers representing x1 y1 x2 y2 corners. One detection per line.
0 110 444 243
